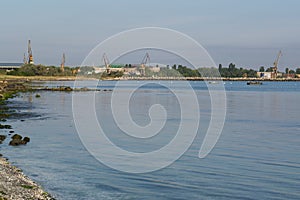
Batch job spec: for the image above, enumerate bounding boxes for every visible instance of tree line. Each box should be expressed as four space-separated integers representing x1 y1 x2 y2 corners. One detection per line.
259 66 300 74
4 63 300 78
159 63 257 78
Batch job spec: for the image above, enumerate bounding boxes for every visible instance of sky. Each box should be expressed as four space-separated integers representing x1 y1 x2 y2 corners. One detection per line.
0 0 300 70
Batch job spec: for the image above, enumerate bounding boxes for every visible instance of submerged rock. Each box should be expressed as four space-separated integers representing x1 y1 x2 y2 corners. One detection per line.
23 137 30 143
9 139 28 146
0 124 12 129
11 134 22 140
0 135 6 142
9 134 30 146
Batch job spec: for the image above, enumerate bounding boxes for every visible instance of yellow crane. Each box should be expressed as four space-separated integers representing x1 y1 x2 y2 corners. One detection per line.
28 40 34 64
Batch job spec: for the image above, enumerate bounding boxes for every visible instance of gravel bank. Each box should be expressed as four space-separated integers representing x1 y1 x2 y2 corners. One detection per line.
0 157 55 200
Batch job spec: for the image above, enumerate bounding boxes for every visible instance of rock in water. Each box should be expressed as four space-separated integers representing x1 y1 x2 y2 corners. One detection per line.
23 137 30 143
9 134 30 146
11 134 22 140
9 139 24 146
0 135 6 142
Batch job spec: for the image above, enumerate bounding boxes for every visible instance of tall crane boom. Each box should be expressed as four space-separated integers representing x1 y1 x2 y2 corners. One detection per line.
27 40 34 64
23 53 27 64
140 52 150 76
61 53 65 72
102 53 110 73
273 50 282 77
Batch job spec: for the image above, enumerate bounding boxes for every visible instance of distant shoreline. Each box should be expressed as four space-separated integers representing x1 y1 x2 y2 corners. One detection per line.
115 77 300 81
1 75 300 82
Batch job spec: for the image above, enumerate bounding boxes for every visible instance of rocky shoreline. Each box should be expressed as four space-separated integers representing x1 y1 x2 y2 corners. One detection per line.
0 157 54 200
0 79 55 200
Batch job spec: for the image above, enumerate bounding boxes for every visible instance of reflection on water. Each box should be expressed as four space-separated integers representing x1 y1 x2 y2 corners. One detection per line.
1 81 299 200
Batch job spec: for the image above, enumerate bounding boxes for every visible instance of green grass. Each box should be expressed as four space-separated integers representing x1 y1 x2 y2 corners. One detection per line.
20 185 35 189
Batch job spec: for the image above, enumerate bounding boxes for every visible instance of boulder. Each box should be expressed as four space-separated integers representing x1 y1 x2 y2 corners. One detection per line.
0 135 6 142
23 137 30 143
9 135 30 146
64 86 73 91
11 134 22 140
0 124 12 129
9 139 29 146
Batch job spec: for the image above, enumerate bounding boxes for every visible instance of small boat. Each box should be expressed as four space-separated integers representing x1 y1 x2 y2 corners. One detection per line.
247 81 262 85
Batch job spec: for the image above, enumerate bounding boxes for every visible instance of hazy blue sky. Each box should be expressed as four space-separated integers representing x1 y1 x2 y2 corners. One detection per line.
1 0 299 70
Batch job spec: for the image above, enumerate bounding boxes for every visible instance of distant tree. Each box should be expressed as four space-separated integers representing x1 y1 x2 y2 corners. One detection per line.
176 65 200 77
7 64 74 76
289 70 296 74
218 64 222 71
296 68 300 74
285 68 289 74
259 66 265 72
172 64 177 70
247 69 257 77
229 63 236 70
266 67 273 72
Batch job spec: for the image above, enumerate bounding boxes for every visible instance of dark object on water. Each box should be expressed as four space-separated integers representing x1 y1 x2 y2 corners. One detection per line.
9 130 14 133
0 135 6 141
247 81 263 85
208 81 219 84
0 124 12 129
23 137 30 143
9 134 30 146
11 134 22 140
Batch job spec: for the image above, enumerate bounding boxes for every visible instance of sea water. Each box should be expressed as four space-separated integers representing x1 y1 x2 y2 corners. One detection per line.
1 81 299 200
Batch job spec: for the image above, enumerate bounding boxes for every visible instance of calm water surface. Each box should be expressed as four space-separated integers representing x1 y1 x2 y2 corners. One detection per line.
1 81 299 200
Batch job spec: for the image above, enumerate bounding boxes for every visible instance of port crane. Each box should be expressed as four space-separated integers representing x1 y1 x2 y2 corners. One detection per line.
102 53 110 74
61 53 65 72
27 40 34 64
23 53 27 64
273 50 282 78
140 52 150 76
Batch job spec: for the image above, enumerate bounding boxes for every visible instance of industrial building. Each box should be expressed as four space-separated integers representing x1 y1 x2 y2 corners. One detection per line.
0 63 23 71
